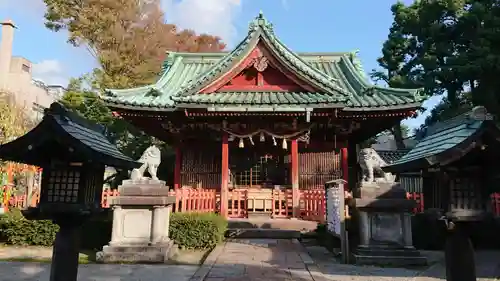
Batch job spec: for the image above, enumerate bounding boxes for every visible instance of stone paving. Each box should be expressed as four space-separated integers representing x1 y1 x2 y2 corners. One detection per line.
1 239 499 281
0 262 198 281
196 239 315 281
195 239 500 281
304 243 500 281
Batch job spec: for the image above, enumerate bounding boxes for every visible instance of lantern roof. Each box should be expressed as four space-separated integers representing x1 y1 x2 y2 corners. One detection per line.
384 106 498 173
0 102 140 169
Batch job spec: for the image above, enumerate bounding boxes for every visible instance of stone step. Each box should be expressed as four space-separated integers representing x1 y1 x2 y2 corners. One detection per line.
227 218 317 232
226 228 301 239
247 212 273 220
97 242 177 263
102 245 171 254
352 253 428 267
355 247 422 257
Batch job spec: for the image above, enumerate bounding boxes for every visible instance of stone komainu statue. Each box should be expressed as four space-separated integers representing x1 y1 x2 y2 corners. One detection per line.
358 148 395 183
130 145 162 181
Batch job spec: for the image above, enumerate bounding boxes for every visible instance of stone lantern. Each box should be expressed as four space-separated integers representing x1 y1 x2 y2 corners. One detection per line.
37 161 103 214
0 103 139 281
385 106 499 281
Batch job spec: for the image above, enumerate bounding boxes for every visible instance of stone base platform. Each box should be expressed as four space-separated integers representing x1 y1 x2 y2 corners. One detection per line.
352 246 427 266
97 179 177 264
97 240 178 263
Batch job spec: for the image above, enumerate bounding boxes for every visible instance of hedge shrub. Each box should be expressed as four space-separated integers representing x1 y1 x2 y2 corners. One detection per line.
169 212 227 249
0 208 112 249
1 209 227 250
0 208 59 246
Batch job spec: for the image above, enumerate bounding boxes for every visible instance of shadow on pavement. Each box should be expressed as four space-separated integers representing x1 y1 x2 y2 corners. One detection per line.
1 239 499 281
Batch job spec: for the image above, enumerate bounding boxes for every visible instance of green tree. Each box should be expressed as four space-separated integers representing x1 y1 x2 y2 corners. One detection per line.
43 0 226 89
370 23 422 149
381 0 500 132
42 0 226 171
61 75 152 159
0 92 34 144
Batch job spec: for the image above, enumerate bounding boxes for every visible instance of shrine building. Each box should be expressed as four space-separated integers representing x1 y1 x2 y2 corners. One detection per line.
102 13 424 219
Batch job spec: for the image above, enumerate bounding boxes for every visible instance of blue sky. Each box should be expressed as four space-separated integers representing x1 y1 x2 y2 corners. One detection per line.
0 0 442 130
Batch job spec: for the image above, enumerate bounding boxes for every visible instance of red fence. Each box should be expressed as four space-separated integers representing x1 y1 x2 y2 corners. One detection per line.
406 192 424 213
5 188 500 219
492 193 500 215
101 188 217 213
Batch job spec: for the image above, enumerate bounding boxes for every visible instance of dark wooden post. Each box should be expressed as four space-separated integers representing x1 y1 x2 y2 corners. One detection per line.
50 217 84 281
291 139 299 218
346 142 358 192
220 132 229 217
174 145 182 190
341 147 348 187
444 221 476 281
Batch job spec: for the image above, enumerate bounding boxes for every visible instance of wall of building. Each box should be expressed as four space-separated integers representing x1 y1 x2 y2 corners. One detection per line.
0 19 64 120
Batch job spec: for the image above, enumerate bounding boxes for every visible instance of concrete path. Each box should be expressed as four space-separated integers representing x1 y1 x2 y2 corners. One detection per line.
193 238 423 281
194 239 500 281
304 243 500 281
0 262 198 281
1 240 499 281
192 239 316 281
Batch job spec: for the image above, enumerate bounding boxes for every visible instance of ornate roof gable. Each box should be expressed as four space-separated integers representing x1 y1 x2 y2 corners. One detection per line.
172 12 349 100
102 13 424 111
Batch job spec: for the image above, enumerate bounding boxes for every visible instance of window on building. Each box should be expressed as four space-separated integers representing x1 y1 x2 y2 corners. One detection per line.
22 64 30 73
32 103 45 121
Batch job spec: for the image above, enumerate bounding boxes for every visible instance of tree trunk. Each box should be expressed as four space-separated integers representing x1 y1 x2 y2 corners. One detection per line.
392 123 406 149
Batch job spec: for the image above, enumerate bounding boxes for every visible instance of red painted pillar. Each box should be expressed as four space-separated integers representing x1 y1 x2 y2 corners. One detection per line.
220 133 229 218
291 139 299 218
341 147 348 189
174 146 182 190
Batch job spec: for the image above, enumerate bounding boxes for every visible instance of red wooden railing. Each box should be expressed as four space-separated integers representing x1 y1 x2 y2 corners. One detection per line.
227 189 247 218
5 188 500 218
406 192 424 213
272 189 293 218
492 193 500 215
102 188 217 213
300 189 326 222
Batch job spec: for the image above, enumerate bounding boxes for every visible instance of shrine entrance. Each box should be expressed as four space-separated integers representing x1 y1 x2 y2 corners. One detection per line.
104 13 423 221
227 140 293 218
229 145 290 189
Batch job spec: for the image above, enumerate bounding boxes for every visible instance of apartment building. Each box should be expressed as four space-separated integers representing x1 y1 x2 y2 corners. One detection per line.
0 19 64 120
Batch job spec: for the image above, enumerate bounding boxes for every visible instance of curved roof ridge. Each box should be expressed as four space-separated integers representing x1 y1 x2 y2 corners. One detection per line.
259 28 351 98
173 30 256 97
104 54 184 99
340 55 423 99
172 12 350 99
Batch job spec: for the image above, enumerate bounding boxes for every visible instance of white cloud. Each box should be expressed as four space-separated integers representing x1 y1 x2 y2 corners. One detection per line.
161 0 242 45
281 0 289 10
32 59 68 86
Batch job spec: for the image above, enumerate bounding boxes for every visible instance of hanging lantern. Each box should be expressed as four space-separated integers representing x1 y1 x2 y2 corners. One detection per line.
239 138 244 148
259 132 265 142
249 136 254 146
282 139 288 150
272 136 277 146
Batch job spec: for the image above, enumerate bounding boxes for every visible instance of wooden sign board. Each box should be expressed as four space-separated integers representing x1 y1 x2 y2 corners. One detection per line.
325 179 349 264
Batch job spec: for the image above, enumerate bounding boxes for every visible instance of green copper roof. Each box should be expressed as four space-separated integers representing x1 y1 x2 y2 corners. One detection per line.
103 13 424 111
173 92 344 105
385 107 494 172
0 103 140 169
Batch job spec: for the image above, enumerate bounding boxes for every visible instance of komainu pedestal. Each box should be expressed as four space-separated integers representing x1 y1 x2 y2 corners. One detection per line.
97 179 176 263
350 182 427 266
